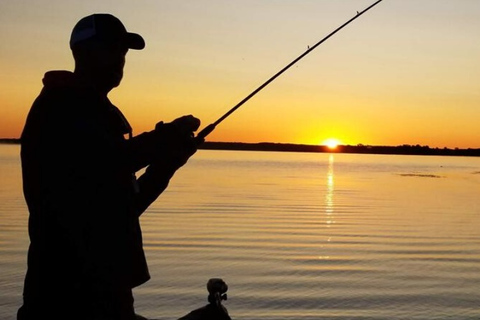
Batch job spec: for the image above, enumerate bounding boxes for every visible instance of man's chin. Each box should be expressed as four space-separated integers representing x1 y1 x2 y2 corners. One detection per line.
112 80 122 88
107 76 122 90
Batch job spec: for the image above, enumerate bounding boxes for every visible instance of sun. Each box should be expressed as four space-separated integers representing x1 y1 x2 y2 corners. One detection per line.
322 138 341 150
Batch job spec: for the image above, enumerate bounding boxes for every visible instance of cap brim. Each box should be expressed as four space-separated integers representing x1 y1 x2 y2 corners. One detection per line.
125 33 145 50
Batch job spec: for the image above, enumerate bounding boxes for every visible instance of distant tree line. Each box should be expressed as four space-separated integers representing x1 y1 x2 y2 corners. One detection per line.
337 144 480 157
0 138 19 144
200 142 480 157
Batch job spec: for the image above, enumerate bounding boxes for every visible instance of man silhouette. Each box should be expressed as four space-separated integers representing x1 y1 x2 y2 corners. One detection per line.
19 13 201 320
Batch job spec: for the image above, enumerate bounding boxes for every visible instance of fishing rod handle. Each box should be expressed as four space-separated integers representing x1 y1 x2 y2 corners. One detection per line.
195 123 216 144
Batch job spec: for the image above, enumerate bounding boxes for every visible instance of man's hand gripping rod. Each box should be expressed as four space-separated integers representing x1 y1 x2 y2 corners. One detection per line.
195 0 383 143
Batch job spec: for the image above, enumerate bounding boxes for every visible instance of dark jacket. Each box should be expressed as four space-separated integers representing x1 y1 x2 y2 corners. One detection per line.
20 70 176 315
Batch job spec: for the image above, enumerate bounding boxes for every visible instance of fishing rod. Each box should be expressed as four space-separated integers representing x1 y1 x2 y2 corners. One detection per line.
196 0 383 142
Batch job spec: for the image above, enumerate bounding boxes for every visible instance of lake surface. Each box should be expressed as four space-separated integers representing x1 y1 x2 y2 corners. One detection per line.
1 144 479 320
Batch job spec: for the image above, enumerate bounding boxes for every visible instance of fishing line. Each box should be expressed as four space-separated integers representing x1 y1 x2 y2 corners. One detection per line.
196 0 383 142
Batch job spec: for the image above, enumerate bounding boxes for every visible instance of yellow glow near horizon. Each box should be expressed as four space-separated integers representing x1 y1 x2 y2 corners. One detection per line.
322 139 341 150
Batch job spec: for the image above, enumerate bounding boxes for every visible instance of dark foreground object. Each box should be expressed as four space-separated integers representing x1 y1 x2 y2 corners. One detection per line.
178 279 232 320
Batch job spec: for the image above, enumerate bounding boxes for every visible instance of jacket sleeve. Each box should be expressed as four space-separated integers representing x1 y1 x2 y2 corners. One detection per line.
123 130 163 172
121 127 188 216
134 161 178 216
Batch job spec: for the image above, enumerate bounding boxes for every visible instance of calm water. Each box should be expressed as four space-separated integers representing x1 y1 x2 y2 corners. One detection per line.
1 144 479 320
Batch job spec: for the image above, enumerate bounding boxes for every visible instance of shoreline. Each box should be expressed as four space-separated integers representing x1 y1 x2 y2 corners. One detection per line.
2 138 479 157
201 142 480 157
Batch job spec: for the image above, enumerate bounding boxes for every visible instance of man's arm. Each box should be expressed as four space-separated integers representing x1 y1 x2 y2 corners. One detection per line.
134 162 176 216
133 116 201 215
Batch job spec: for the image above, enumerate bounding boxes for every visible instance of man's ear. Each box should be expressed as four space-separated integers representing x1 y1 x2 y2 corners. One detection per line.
72 45 90 66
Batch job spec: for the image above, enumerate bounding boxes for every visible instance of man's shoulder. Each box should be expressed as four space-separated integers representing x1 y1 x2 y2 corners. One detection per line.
25 72 100 134
39 71 81 98
33 71 102 114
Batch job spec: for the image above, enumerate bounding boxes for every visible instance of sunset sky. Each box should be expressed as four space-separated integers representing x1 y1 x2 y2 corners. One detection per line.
1 0 479 148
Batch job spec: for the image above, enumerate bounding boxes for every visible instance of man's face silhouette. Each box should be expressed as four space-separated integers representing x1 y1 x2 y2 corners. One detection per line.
74 41 129 93
91 42 128 91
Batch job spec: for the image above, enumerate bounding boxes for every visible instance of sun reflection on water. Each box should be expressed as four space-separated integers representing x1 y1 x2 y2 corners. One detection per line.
319 154 336 260
325 154 335 224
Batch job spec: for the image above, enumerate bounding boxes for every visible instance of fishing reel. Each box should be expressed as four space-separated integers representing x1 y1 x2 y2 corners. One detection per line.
207 278 228 306
178 278 231 320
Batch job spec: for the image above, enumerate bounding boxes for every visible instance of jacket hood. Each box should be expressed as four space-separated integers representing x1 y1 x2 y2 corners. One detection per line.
42 70 77 88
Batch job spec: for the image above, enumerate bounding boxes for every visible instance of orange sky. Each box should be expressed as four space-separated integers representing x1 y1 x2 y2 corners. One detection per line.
1 0 479 148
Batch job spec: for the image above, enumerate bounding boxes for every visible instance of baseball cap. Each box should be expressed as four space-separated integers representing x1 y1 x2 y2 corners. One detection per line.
70 13 145 50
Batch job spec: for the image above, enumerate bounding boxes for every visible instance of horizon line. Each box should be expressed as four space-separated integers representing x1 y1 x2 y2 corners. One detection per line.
0 137 479 150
